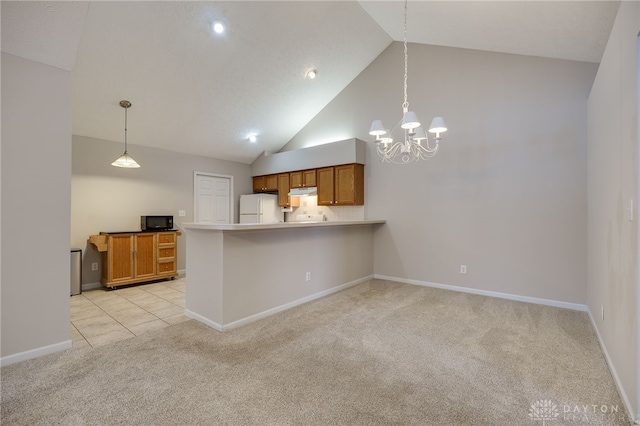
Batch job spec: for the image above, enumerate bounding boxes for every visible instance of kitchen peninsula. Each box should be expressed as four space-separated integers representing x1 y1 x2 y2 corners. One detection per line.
182 220 385 331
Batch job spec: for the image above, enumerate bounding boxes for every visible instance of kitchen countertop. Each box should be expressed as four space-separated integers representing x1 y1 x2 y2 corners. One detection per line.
180 220 386 232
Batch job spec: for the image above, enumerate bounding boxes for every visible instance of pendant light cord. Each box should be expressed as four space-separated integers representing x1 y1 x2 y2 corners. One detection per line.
123 105 128 154
402 0 409 113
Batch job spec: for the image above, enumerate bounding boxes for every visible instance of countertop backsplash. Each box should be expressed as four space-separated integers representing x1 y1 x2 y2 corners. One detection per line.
285 196 364 222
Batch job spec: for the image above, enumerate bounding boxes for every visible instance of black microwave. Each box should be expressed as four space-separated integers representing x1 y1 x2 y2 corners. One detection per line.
141 215 173 231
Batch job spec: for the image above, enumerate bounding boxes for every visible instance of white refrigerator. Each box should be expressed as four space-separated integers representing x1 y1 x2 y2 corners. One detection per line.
239 193 284 224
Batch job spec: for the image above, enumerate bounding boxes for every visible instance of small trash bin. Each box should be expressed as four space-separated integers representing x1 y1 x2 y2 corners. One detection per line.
71 249 82 296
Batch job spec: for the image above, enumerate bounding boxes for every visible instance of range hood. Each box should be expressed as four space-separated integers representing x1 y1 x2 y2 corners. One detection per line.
288 187 317 196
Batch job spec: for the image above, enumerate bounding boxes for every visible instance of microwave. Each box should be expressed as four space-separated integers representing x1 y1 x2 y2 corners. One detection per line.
141 215 173 231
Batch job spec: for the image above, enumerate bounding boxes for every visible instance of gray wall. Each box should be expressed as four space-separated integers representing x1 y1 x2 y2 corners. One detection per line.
587 1 639 419
1 53 72 361
283 42 597 305
72 135 252 285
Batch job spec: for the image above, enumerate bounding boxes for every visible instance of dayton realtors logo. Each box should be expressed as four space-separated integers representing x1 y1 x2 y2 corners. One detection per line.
529 400 626 424
529 400 560 425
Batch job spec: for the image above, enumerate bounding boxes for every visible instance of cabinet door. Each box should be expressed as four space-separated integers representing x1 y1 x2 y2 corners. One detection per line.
108 234 134 283
303 169 317 187
277 173 291 207
265 174 278 191
316 167 334 205
335 164 365 205
290 171 302 188
253 176 265 192
134 233 156 279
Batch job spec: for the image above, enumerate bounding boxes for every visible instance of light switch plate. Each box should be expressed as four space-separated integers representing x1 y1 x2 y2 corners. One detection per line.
179 210 186 217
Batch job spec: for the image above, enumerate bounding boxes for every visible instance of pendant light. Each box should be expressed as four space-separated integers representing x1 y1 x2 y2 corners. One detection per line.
369 0 448 164
111 100 140 168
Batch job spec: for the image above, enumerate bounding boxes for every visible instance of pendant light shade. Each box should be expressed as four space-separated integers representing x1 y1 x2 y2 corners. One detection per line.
111 152 140 168
112 100 140 168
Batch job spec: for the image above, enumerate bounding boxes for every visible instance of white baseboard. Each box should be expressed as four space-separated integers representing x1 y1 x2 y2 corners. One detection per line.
1 340 72 367
374 275 588 311
189 275 373 333
586 309 637 424
177 269 186 278
184 309 222 331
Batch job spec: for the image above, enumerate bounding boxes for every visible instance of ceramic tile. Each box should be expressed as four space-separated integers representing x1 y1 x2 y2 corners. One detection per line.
150 304 184 318
127 319 169 336
70 295 93 307
70 277 186 350
143 286 179 297
72 339 92 349
86 329 135 348
70 326 85 342
132 297 175 312
82 289 115 301
72 314 125 338
70 304 105 322
99 299 140 314
163 314 190 325
164 281 186 293
112 310 158 328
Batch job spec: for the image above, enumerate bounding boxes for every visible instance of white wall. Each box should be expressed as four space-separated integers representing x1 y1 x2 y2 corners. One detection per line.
587 1 639 420
283 43 597 305
1 53 72 363
72 135 252 285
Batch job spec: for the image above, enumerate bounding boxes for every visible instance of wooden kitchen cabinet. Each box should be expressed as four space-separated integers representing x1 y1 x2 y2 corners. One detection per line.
290 169 317 188
253 174 278 193
89 231 180 288
317 163 364 206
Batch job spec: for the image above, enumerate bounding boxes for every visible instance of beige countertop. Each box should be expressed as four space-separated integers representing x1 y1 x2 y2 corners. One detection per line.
181 220 386 232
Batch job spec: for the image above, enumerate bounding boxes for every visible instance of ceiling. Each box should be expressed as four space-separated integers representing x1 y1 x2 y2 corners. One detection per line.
1 1 620 164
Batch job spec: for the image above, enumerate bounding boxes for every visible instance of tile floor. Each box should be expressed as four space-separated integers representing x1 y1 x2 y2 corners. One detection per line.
70 278 189 349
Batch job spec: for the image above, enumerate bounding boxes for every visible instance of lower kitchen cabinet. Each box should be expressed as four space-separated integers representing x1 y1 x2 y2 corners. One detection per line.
89 230 180 288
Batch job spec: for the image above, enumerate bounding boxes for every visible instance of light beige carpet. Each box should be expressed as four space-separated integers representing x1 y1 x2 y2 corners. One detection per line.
1 280 629 425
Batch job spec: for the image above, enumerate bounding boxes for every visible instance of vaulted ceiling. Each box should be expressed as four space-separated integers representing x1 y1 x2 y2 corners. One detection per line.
1 1 620 164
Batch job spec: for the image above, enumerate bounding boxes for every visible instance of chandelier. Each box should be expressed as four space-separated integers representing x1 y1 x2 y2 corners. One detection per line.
369 0 447 164
111 100 140 168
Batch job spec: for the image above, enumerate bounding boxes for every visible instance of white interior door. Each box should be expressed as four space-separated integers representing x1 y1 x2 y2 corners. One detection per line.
194 172 233 223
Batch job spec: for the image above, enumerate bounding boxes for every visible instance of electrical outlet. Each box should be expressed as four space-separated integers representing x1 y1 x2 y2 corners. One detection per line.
179 210 186 217
460 265 467 274
91 262 98 271
305 272 311 282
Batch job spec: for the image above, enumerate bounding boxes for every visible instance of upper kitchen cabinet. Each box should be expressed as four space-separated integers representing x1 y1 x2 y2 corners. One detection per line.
253 174 278 193
290 169 317 188
317 163 364 206
277 173 300 207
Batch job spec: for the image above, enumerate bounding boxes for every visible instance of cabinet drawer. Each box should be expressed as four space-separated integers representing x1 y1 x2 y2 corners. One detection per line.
158 233 175 244
158 261 176 274
158 247 175 259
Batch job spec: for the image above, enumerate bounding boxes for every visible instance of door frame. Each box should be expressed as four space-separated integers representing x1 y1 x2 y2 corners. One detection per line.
193 171 234 223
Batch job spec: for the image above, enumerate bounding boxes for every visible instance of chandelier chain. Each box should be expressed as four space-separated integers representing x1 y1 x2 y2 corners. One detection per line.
402 0 408 112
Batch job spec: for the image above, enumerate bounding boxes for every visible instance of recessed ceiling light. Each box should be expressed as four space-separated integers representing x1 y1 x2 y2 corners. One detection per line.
306 69 318 80
248 135 257 143
211 21 225 34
